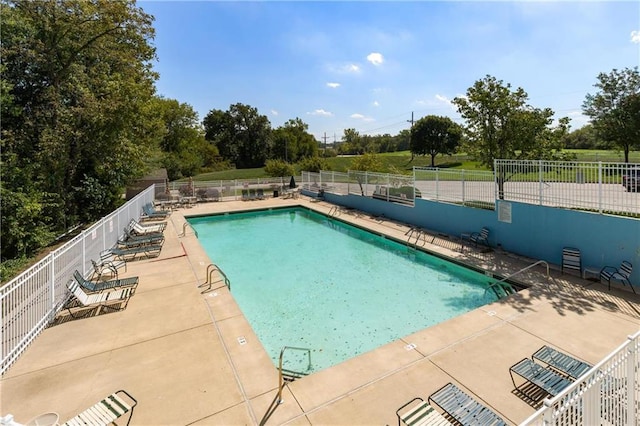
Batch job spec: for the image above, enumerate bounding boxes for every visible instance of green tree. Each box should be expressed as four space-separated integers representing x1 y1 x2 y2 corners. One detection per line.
264 159 295 177
272 118 318 162
583 67 640 163
153 97 219 180
562 124 606 150
297 156 331 173
410 115 462 167
1 0 158 260
350 153 384 172
453 75 568 198
203 103 272 168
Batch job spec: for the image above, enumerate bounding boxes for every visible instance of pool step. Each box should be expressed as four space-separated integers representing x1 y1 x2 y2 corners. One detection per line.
282 368 309 382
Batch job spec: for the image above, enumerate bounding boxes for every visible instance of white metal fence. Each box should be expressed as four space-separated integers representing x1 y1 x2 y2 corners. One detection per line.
0 186 155 375
156 177 301 201
496 160 640 216
414 167 496 209
304 161 640 216
521 331 640 426
302 171 415 204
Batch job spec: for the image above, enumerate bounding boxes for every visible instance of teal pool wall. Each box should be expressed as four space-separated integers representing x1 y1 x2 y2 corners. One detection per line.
310 191 640 286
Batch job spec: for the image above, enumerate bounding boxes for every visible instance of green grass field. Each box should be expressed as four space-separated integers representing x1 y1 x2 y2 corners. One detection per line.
186 150 640 181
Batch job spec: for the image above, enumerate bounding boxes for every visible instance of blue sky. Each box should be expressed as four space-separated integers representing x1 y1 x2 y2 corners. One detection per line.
139 1 640 142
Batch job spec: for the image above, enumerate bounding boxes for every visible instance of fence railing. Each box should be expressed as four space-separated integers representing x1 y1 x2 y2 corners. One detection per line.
495 160 640 216
304 161 640 216
521 331 639 426
156 177 302 201
0 186 155 375
414 167 496 209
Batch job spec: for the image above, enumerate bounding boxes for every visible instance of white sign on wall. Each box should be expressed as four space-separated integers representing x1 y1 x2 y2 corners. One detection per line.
498 200 512 223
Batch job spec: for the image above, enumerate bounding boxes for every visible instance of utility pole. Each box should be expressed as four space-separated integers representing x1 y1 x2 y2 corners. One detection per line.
323 132 329 154
408 112 415 161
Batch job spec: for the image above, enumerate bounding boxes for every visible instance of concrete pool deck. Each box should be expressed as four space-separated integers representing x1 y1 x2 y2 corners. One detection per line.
2 196 639 425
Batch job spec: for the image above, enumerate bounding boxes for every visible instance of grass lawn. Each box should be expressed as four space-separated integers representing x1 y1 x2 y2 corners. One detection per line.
186 150 640 181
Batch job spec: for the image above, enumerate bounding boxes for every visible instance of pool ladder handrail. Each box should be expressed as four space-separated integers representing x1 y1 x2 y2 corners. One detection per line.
328 205 340 217
485 260 550 298
405 227 434 248
199 263 230 293
277 346 312 404
180 221 198 237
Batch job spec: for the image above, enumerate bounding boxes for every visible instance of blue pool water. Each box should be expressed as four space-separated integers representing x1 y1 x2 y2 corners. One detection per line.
189 208 498 374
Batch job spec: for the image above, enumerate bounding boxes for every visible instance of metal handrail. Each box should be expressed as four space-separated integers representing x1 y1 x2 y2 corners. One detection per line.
180 221 198 237
486 260 550 296
199 263 230 292
277 346 312 403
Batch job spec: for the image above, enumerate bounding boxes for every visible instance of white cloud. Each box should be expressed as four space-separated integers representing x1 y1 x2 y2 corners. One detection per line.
631 30 640 44
435 94 451 104
367 52 384 66
351 113 375 122
326 82 341 88
308 109 333 117
270 109 279 116
329 63 361 74
372 101 380 107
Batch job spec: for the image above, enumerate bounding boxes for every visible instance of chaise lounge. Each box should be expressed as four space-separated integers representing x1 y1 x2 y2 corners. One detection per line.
509 358 572 399
532 345 592 380
64 277 136 318
61 390 137 426
428 383 506 426
73 270 139 293
107 244 163 262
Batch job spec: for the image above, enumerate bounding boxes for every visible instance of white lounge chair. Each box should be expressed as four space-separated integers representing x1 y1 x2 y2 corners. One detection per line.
61 390 137 426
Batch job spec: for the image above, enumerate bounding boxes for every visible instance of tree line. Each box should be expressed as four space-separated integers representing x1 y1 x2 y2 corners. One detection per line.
1 0 638 274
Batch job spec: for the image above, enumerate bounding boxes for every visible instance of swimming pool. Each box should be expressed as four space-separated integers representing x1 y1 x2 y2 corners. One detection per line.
189 207 500 374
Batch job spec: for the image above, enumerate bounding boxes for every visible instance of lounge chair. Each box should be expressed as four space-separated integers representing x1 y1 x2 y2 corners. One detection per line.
461 227 490 248
108 244 162 262
118 228 165 248
249 188 257 200
428 383 506 426
141 202 170 221
256 188 265 200
73 270 139 293
206 188 221 201
561 247 582 276
127 219 167 235
600 261 635 293
509 358 572 398
64 277 135 318
241 189 249 201
61 390 137 426
532 345 592 380
396 397 451 426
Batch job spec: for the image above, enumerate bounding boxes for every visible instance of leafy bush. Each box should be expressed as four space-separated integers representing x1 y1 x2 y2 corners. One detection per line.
264 159 295 177
297 156 331 173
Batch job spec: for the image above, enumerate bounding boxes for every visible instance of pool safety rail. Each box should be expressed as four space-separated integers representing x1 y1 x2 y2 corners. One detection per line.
180 221 197 237
405 227 436 248
199 264 230 293
277 346 312 403
521 331 640 426
1 186 156 375
484 260 549 299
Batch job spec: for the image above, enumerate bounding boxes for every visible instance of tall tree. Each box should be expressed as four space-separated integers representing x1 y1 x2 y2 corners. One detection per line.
410 115 462 167
453 75 568 198
1 0 158 260
583 67 640 163
203 103 272 168
152 97 219 180
272 118 318 162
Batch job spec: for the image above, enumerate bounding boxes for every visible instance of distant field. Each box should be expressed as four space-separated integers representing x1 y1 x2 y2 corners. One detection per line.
188 149 640 181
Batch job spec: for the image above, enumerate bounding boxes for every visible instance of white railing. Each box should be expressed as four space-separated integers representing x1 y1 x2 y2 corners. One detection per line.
496 160 640 216
521 331 640 426
157 177 301 201
414 167 496 209
0 186 155 375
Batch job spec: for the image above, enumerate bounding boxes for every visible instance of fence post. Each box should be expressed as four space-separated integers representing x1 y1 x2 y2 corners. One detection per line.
598 162 603 214
436 169 440 201
539 160 544 205
626 334 637 426
49 252 56 321
461 169 465 205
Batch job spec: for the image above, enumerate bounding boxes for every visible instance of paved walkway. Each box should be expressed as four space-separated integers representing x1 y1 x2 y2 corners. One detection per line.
2 196 639 425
